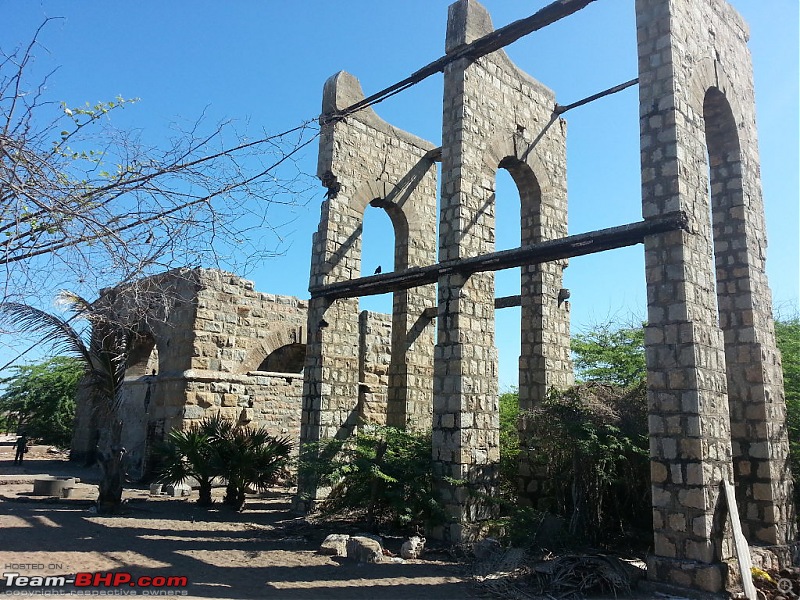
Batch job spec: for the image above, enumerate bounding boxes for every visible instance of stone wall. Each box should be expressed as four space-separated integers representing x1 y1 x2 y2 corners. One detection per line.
71 268 393 477
636 0 794 591
433 0 572 542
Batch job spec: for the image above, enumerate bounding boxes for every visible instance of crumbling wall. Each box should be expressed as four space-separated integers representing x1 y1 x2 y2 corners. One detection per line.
358 311 392 427
71 268 395 474
298 70 439 508
71 269 202 473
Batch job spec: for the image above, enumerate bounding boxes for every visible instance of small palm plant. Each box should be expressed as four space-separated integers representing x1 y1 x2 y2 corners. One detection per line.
155 413 292 511
155 421 218 506
206 414 292 511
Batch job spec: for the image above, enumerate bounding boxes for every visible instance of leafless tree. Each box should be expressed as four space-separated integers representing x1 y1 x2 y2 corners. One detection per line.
0 22 319 497
0 20 317 306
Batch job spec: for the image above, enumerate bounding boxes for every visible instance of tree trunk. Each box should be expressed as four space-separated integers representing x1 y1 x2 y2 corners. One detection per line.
198 480 213 506
96 420 125 514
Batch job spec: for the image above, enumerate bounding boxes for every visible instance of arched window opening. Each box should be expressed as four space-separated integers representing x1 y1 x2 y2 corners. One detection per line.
126 334 158 377
704 87 743 318
494 167 522 393
359 200 397 315
703 86 745 495
258 343 307 373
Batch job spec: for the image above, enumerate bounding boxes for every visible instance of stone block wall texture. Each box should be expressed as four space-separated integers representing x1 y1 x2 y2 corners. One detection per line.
636 0 794 591
298 70 439 506
433 0 572 542
72 268 394 478
358 311 392 427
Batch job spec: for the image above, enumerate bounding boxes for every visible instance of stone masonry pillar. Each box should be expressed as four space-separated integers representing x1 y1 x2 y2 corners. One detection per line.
637 0 794 591
434 0 571 541
297 72 437 508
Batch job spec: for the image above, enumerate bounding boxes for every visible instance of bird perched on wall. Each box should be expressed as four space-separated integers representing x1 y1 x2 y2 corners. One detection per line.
558 288 571 305
318 319 329 329
374 266 382 274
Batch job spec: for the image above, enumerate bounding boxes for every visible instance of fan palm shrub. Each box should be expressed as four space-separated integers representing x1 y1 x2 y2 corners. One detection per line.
155 421 217 505
156 413 292 511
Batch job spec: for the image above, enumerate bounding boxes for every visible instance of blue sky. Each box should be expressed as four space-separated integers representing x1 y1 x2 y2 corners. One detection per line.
2 1 798 390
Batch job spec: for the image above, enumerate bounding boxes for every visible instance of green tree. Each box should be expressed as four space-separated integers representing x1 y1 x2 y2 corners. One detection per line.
775 317 800 494
0 356 83 447
571 323 646 388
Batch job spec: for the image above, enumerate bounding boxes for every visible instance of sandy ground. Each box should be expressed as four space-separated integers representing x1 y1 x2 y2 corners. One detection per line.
0 443 684 600
0 444 486 600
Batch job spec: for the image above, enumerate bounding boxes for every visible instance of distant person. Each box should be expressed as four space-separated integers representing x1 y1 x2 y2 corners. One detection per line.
13 433 28 465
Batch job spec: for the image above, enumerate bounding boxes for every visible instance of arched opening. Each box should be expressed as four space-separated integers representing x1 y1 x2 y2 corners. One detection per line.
357 201 396 426
126 333 158 377
359 201 396 315
259 343 306 373
703 86 748 500
494 167 522 394
498 156 551 412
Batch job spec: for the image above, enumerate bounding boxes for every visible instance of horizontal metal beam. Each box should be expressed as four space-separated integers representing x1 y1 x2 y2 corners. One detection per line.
494 295 522 309
309 211 688 301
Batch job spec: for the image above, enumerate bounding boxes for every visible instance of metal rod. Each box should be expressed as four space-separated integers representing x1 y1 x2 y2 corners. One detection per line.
331 0 600 120
554 78 639 115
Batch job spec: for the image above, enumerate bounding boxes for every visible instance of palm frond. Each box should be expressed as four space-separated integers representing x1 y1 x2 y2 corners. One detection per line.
0 302 93 367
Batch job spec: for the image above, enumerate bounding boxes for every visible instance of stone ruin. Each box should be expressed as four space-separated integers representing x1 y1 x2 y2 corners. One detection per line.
71 268 394 478
70 0 795 594
297 0 796 593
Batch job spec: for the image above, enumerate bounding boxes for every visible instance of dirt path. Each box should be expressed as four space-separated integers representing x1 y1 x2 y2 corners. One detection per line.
0 445 686 600
0 446 480 599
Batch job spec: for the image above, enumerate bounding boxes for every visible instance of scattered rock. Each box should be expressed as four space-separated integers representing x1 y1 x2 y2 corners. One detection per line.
346 535 384 563
473 537 502 561
320 533 350 556
163 483 191 497
400 535 426 559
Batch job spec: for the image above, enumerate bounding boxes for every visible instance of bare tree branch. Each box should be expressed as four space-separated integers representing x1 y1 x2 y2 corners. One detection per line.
0 21 317 304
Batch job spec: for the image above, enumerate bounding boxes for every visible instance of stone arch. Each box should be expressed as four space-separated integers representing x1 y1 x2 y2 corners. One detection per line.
689 59 746 129
637 0 793 588
349 179 412 272
126 331 159 377
480 131 571 412
243 326 306 374
428 0 573 541
259 343 306 373
299 69 438 503
699 83 790 545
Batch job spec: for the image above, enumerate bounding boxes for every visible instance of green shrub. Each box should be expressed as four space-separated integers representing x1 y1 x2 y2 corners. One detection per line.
499 389 521 499
298 424 444 532
155 414 292 511
521 383 651 545
155 421 217 506
775 317 800 505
